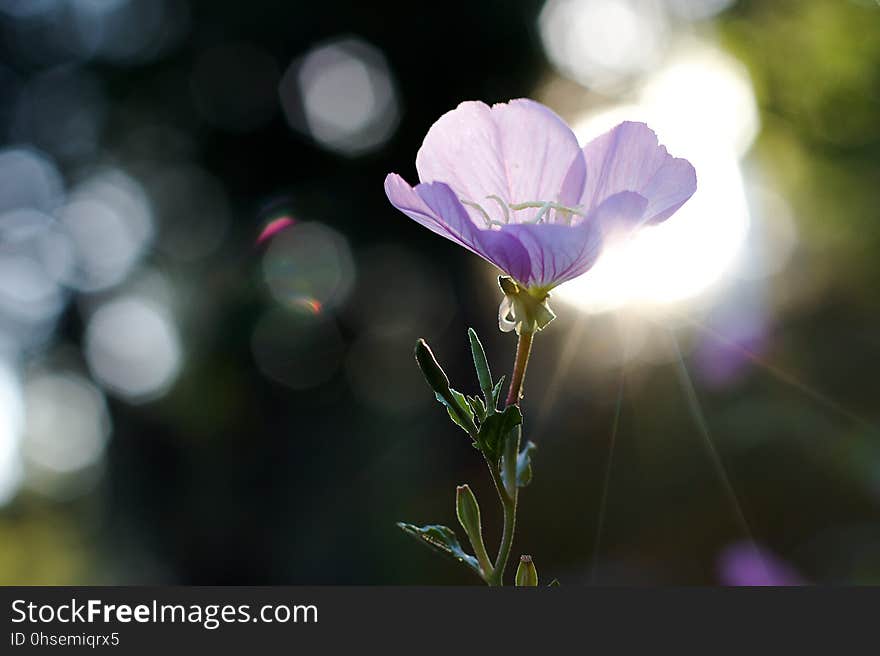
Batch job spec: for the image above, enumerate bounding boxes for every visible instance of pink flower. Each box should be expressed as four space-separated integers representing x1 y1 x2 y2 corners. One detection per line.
385 99 696 292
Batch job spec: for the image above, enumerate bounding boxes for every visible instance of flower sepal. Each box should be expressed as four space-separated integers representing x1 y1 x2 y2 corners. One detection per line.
498 276 556 335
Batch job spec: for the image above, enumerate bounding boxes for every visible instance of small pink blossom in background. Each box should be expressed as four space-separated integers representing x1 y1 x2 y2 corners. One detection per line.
718 541 807 586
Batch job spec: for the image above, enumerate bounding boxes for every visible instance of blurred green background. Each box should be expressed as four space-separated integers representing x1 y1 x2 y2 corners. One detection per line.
0 0 878 585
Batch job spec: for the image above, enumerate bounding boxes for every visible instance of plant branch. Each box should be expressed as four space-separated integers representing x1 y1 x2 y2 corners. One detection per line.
487 329 535 585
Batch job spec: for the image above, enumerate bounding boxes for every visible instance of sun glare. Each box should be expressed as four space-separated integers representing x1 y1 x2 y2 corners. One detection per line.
553 41 760 314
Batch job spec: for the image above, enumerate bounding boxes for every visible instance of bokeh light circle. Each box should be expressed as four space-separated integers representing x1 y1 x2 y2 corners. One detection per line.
85 296 182 402
262 220 355 313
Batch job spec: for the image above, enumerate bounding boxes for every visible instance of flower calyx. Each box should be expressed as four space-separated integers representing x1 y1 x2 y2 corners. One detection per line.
497 276 556 335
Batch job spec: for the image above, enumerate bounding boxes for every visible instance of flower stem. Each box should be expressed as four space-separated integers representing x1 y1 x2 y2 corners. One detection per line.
506 330 534 407
489 466 517 586
487 329 535 586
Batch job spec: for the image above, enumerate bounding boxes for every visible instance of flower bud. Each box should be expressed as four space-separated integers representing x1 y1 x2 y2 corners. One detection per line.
456 484 493 578
515 555 538 586
456 484 482 545
414 338 451 396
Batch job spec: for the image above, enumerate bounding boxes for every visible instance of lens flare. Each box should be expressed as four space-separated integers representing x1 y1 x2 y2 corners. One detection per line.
552 41 763 314
256 216 296 246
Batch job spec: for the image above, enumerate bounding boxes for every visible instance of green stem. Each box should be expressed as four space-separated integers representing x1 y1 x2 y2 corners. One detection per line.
489 466 517 586
487 330 535 586
471 532 495 584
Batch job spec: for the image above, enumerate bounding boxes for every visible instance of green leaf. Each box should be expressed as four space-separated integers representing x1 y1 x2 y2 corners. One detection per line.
476 405 522 463
435 388 475 435
500 439 537 488
396 522 481 575
467 328 494 409
516 441 537 487
466 395 487 422
548 579 560 586
491 376 506 411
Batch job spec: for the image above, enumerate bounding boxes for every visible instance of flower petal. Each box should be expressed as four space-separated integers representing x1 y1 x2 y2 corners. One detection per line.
385 172 531 280
493 220 603 289
581 122 696 224
485 191 646 289
586 190 649 239
384 173 480 252
474 229 532 284
416 100 586 224
639 156 697 224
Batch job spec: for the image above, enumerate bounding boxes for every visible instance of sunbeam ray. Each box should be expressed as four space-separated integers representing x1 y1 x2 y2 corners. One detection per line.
681 315 874 430
590 362 625 584
667 329 769 579
532 314 590 432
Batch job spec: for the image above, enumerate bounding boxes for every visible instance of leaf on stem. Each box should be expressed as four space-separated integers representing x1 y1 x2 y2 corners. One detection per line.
468 328 494 411
500 439 537 488
476 405 522 463
491 376 506 411
516 441 537 488
396 522 481 576
435 389 475 435
466 395 487 422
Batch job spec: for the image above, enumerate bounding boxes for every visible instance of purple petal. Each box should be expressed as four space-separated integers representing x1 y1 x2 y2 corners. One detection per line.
384 173 480 253
481 192 643 289
581 122 696 225
384 172 531 279
493 220 603 289
474 229 532 284
587 190 649 238
416 100 586 224
640 156 697 224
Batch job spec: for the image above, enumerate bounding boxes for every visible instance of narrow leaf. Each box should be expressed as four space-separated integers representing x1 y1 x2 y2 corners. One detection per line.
435 388 475 435
468 328 494 409
466 395 487 422
396 522 481 575
491 376 506 410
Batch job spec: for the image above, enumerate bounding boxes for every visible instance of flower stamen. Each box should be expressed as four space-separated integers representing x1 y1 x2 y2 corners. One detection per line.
509 201 585 225
461 199 494 228
486 195 510 223
463 198 586 228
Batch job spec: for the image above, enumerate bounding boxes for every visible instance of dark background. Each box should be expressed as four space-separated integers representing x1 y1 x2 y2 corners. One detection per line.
0 0 878 585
